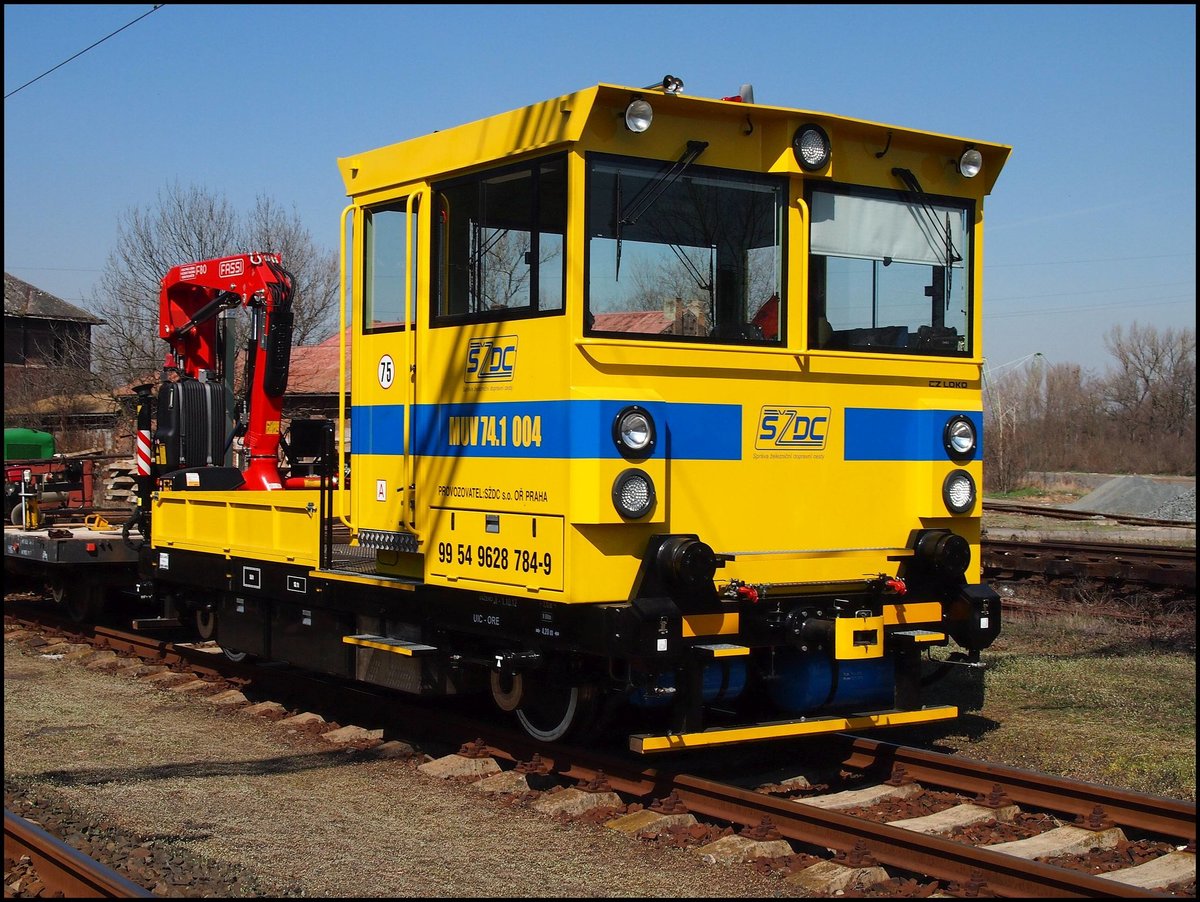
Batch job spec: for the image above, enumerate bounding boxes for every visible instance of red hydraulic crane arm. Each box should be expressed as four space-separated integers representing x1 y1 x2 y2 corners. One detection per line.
159 253 296 491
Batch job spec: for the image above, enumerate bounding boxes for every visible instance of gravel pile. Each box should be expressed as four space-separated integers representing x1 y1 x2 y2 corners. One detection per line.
1148 486 1196 523
1063 476 1196 521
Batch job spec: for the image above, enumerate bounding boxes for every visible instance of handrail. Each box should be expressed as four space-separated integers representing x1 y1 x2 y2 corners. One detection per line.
402 189 427 531
337 202 354 532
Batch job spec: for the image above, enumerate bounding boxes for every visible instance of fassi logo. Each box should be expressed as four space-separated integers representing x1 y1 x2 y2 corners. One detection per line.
219 258 245 278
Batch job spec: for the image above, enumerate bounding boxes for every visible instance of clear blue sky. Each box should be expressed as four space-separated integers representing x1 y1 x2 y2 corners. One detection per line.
4 4 1195 376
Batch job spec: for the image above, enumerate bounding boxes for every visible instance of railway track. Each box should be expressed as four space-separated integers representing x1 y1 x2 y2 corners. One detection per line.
982 538 1196 590
5 608 1195 897
983 501 1195 530
4 809 152 898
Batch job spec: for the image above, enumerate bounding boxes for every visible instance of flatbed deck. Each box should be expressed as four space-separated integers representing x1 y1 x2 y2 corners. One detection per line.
4 520 143 569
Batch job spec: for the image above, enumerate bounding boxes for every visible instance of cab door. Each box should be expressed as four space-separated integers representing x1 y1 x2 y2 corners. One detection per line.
351 191 424 550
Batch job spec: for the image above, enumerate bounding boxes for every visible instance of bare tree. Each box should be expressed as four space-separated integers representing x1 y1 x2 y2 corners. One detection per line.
1028 361 1105 472
984 324 1196 488
473 228 562 312
241 195 339 346
88 182 338 390
1102 323 1196 437
983 359 1041 492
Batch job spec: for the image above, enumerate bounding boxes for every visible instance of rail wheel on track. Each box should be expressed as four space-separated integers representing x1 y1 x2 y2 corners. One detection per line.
49 575 105 623
194 607 216 641
219 644 253 663
514 679 599 743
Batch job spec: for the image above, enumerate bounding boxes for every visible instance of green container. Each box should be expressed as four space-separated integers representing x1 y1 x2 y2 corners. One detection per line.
4 428 56 461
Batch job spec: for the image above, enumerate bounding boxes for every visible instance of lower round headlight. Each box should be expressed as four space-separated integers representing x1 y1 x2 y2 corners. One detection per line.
942 469 977 514
612 468 656 519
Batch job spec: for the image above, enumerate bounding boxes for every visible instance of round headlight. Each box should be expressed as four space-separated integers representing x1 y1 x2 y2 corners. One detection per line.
958 148 983 179
792 123 830 171
613 405 656 457
613 468 656 519
943 414 977 461
942 469 977 514
625 99 653 133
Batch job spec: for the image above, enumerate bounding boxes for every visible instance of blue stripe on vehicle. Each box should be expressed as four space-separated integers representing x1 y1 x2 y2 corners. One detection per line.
843 409 982 461
352 400 742 460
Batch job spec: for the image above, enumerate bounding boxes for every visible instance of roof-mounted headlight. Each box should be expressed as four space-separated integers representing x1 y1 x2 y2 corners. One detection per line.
793 123 830 171
625 99 653 133
613 405 656 458
958 147 982 178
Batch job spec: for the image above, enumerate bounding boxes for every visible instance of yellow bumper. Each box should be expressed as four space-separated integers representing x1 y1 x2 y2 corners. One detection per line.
629 705 958 753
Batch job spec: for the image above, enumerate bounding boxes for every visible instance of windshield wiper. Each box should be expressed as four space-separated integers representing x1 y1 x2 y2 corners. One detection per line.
615 140 709 281
891 167 962 266
892 166 962 307
621 140 709 225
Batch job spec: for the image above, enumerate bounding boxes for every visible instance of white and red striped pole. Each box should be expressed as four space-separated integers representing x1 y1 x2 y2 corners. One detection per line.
136 428 152 477
127 384 157 539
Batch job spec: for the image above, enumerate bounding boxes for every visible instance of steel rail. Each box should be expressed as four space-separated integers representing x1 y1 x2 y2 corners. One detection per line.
983 537 1196 589
667 774 1173 898
983 501 1194 530
837 735 1197 841
4 810 152 898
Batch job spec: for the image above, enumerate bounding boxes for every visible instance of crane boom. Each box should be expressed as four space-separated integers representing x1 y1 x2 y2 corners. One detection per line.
158 253 295 491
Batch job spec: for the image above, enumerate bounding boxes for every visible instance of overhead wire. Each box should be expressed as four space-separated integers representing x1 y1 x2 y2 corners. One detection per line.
5 5 165 100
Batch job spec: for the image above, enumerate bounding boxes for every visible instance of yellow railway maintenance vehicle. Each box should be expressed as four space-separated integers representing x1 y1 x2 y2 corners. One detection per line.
144 77 1010 752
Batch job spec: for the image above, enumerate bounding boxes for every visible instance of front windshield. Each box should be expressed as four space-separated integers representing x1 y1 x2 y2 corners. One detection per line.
809 186 973 356
586 154 786 344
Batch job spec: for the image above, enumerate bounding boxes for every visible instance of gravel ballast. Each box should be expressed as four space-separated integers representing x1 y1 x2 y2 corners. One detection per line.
3 634 789 898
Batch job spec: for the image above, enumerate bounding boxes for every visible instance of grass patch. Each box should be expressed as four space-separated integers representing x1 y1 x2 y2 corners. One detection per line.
986 477 1091 503
987 486 1053 501
896 608 1196 801
984 652 1194 730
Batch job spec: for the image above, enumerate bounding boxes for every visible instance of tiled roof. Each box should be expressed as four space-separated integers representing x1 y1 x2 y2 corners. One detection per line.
4 272 104 324
287 330 351 395
591 311 672 333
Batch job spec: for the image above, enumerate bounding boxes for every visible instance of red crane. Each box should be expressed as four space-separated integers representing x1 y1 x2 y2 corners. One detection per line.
158 253 295 491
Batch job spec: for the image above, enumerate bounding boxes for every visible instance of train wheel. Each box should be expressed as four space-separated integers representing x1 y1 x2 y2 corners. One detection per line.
194 608 216 641
515 680 597 743
489 670 524 712
51 577 105 623
220 645 251 663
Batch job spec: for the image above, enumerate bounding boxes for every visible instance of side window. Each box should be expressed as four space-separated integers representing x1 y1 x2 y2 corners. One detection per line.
433 156 566 324
364 198 417 333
